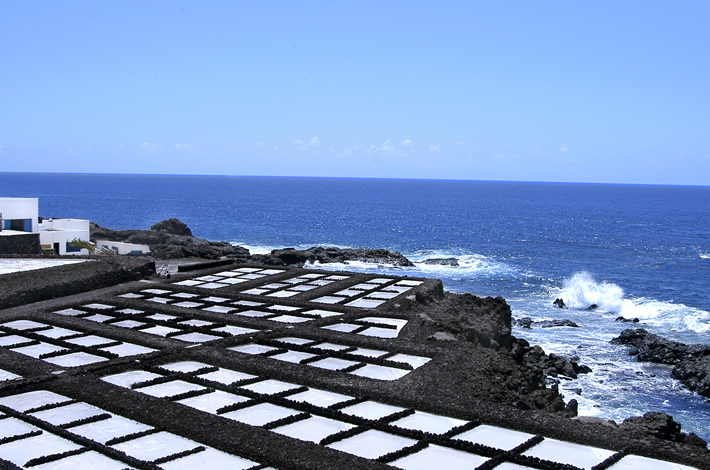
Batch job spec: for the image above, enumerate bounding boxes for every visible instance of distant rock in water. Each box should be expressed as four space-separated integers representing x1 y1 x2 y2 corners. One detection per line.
150 218 193 236
611 328 710 397
250 246 415 267
615 316 640 323
553 298 566 308
513 317 579 329
422 258 459 267
619 412 707 448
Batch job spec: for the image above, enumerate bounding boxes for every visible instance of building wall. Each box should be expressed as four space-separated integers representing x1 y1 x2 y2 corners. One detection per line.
95 239 151 255
0 198 39 233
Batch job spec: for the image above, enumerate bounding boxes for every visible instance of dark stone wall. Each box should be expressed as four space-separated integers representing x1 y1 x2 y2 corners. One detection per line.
0 233 40 255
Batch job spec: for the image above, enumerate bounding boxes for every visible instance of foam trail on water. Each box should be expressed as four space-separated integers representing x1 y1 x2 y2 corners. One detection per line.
408 250 520 278
700 253 710 259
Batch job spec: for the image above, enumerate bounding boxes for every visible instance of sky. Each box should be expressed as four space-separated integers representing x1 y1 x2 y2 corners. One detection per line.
1 1 709 185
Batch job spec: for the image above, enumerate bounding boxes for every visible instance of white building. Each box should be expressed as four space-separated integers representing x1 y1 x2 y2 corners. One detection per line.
0 197 91 256
94 240 150 256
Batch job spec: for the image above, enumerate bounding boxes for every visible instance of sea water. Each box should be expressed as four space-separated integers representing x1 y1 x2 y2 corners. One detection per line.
2 173 709 439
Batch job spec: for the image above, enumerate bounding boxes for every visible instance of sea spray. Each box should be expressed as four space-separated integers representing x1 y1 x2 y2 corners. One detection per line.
559 272 625 312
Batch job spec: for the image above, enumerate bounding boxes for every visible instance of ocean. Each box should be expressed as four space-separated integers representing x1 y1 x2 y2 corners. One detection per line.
2 172 709 439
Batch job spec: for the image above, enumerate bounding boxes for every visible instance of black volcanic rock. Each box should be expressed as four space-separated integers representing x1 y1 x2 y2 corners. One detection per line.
612 329 710 397
422 258 459 267
620 412 707 448
513 317 579 329
250 246 415 267
150 218 193 236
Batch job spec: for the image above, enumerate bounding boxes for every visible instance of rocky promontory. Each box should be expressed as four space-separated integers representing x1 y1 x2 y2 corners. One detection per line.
612 328 710 397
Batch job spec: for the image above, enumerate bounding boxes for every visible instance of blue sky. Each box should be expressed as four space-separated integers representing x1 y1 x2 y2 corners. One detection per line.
1 1 709 185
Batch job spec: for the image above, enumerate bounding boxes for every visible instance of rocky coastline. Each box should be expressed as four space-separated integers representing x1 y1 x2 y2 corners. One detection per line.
1 218 705 467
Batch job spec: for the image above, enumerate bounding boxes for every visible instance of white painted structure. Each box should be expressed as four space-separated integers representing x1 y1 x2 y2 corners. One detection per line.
38 218 91 256
0 197 39 233
95 240 151 255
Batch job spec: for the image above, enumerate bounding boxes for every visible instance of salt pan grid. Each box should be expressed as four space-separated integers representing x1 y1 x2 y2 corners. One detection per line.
51 301 261 343
240 273 350 298
229 335 429 380
311 278 423 308
0 368 21 382
0 319 156 367
98 361 698 470
116 288 345 324
0 390 261 469
321 316 409 339
172 267 286 289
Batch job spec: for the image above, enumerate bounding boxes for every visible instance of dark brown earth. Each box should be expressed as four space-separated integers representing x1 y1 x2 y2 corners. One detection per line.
1 256 709 469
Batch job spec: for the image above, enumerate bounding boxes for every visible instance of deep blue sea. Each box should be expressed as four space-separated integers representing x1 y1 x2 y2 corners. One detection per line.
2 173 710 439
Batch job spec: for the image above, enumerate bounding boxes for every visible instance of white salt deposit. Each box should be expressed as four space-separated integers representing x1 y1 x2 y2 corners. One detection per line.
83 303 114 309
1 319 46 330
233 300 264 306
172 332 221 343
322 323 360 333
146 313 176 321
222 403 298 426
523 438 615 469
213 325 259 336
71 415 153 444
195 275 223 282
274 415 354 443
160 447 257 470
0 368 20 381
160 361 210 373
199 369 256 384
327 429 417 459
388 354 431 369
453 425 533 451
0 390 69 411
313 296 343 304
345 298 385 308
0 335 32 347
229 344 278 354
242 288 268 295
0 417 39 439
274 337 315 346
310 342 351 351
350 347 389 357
234 309 272 318
84 314 113 322
340 401 404 420
391 411 467 434
53 308 85 316
268 305 300 311
287 388 353 407
112 431 197 461
202 296 229 303
29 402 105 426
146 297 172 304
172 292 200 298
45 352 107 367
359 326 400 338
391 444 488 470
352 364 410 380
0 258 88 275
179 319 213 327
140 325 180 336
203 305 235 313
608 455 699 470
35 327 80 339
272 350 317 363
101 343 155 357
102 370 161 388
240 379 299 395
138 380 205 398
172 301 204 308
303 309 341 318
268 291 300 298
197 282 229 289
0 432 81 467
177 390 249 414
309 357 359 371
269 315 311 323
141 289 172 295
12 342 67 358
31 450 127 470
66 335 112 346
173 280 203 286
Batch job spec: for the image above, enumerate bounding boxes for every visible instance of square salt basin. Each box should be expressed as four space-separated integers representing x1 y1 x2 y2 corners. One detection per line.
269 315 311 323
304 308 341 318
334 289 362 297
146 313 177 321
31 450 128 470
199 369 256 385
110 320 145 328
267 291 300 298
523 438 615 469
84 314 114 323
312 296 343 304
240 379 300 395
172 332 222 343
235 267 261 273
217 277 248 285
0 335 33 347
288 388 353 408
203 305 237 314
274 337 315 346
0 433 81 467
388 354 431 369
453 424 534 451
1 319 46 330
299 273 323 279
229 344 278 355
0 390 70 412
340 401 404 420
288 284 317 292
491 464 539 470
195 275 224 282
360 317 408 329
259 269 284 275
146 297 172 304
326 275 350 280
0 417 39 439
322 323 360 333
307 280 333 286
196 282 229 289
12 342 67 358
45 352 108 367
173 301 204 308
203 296 229 303
172 292 200 298
381 286 412 293
36 327 80 339
391 444 488 470
346 298 385 309
350 347 389 358
241 273 265 280
262 283 289 289
222 402 298 426
138 380 206 398
159 361 210 373
391 411 467 435
179 319 214 327
0 369 21 381
608 455 699 470
365 277 391 284
268 305 300 311
29 402 105 426
173 280 203 286
242 288 268 295
53 308 85 316
233 300 264 307
365 291 400 300
116 308 143 314
213 325 259 336
101 343 155 357
234 309 272 318
160 448 257 470
350 283 378 291
215 271 243 277
178 390 249 414
140 325 181 336
142 288 172 295
272 350 317 363
111 431 197 461
359 326 400 338
102 370 162 388
83 303 114 310
327 429 417 460
352 364 411 381
65 335 112 346
309 357 360 371
396 280 423 286
310 342 351 352
274 415 354 443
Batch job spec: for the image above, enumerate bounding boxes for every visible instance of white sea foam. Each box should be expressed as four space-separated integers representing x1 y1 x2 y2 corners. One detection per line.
557 272 710 334
231 242 352 255
700 253 710 259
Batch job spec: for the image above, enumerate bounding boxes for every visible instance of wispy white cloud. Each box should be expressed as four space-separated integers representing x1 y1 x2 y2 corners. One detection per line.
140 141 163 153
428 144 441 153
559 146 569 153
401 139 413 146
309 136 320 146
